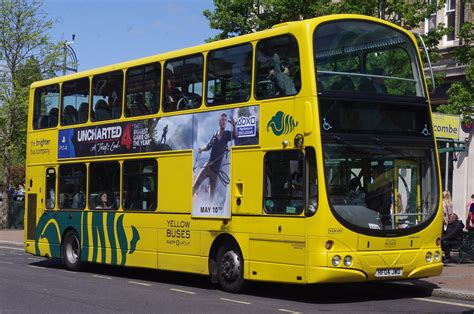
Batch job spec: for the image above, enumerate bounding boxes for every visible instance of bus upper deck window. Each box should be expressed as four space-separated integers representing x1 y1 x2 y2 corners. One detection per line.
125 62 161 117
314 21 425 97
61 78 90 126
206 43 252 106
91 71 124 122
255 35 301 99
163 54 203 112
33 84 60 130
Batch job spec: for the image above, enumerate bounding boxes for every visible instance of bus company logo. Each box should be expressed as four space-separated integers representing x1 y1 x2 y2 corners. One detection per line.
236 115 257 138
267 111 298 136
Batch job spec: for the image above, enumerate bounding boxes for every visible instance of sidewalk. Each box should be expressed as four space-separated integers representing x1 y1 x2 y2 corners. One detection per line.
0 229 473 301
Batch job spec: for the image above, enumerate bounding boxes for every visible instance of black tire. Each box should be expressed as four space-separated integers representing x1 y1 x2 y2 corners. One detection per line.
61 230 82 271
216 242 244 293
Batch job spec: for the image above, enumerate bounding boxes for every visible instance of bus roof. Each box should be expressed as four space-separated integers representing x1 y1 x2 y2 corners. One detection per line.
31 14 413 89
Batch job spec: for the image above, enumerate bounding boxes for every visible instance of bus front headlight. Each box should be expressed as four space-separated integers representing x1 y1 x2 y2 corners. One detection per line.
425 252 432 263
332 255 341 266
343 255 352 267
434 251 440 262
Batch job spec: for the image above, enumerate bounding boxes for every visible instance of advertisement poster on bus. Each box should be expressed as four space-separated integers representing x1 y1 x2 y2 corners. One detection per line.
191 106 259 218
57 106 259 218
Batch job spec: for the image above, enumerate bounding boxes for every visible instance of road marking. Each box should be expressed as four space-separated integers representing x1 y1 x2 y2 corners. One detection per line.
0 261 13 265
278 309 301 314
92 274 112 280
27 257 42 261
170 288 196 295
59 269 77 274
128 280 151 287
413 298 474 309
0 246 23 251
8 252 23 256
27 265 43 269
220 298 251 305
0 253 5 256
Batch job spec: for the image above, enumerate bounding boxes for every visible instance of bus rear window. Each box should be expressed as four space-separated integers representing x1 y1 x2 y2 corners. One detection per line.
33 84 59 130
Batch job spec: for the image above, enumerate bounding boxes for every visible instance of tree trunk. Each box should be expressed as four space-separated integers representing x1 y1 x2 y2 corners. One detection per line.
0 146 10 228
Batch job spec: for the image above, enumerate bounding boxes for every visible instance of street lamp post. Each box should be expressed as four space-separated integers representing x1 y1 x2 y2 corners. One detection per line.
63 34 78 75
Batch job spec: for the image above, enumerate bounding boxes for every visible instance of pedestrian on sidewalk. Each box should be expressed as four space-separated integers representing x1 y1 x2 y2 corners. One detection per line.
442 190 453 228
467 194 474 231
442 213 464 263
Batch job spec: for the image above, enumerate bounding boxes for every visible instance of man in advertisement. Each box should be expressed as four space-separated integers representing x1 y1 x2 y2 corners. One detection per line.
193 112 235 200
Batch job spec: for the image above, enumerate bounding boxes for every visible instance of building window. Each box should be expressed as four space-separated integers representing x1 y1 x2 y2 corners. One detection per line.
446 0 456 41
425 0 438 33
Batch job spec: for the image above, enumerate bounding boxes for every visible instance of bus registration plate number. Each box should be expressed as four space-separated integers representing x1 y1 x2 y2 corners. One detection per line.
375 268 403 277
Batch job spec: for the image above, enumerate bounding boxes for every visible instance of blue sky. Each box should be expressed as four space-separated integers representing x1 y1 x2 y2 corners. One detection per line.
43 0 218 72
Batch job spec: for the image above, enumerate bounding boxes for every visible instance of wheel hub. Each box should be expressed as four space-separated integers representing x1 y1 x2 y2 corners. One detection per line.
221 250 240 282
66 236 80 263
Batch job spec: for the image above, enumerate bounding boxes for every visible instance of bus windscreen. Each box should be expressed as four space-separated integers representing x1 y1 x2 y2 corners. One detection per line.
314 20 425 98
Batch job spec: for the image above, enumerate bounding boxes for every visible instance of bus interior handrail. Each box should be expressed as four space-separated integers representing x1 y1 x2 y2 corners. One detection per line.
317 70 417 82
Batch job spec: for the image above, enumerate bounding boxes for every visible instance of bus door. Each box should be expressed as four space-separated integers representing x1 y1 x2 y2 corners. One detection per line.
245 148 315 283
393 160 420 229
25 166 47 242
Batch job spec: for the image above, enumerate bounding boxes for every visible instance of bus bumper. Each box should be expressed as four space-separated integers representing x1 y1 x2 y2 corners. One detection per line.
308 266 367 283
406 263 443 279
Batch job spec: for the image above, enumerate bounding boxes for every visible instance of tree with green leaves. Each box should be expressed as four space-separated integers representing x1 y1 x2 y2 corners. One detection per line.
203 0 448 88
0 0 63 228
203 0 445 41
438 5 474 127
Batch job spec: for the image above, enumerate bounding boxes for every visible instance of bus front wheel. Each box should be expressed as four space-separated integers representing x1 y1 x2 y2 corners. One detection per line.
216 243 244 293
61 230 82 271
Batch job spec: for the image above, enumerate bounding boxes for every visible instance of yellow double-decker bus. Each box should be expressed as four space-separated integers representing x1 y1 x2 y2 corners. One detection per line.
25 14 442 292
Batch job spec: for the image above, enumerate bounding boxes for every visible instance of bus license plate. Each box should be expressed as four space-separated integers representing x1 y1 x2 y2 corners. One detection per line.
375 268 403 277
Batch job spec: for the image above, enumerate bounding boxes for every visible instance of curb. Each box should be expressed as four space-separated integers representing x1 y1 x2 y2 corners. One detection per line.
430 288 474 302
0 241 24 249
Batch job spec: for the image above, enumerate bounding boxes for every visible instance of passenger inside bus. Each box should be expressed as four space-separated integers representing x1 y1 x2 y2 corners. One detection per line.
108 91 122 118
269 53 296 96
130 94 150 116
48 107 58 127
331 76 355 91
163 69 182 111
95 191 112 210
78 102 89 123
366 165 392 226
62 105 78 125
94 99 111 120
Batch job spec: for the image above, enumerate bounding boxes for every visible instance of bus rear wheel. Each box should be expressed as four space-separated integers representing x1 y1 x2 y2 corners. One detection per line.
61 230 82 271
216 243 244 293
